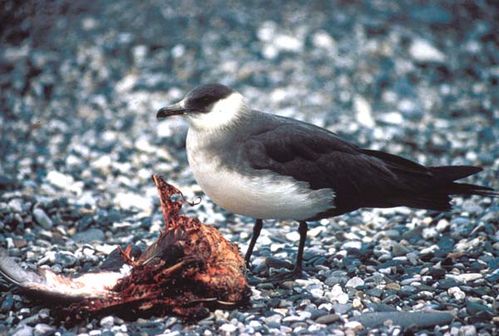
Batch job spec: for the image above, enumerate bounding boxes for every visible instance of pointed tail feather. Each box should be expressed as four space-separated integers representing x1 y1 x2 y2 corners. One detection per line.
446 182 498 197
395 165 496 211
429 165 483 181
429 165 496 197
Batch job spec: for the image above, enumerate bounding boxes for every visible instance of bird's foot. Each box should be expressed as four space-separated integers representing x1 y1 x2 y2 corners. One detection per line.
268 267 306 284
265 256 295 270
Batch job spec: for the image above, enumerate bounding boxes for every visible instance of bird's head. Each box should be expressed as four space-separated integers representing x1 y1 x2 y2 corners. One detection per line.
157 83 248 131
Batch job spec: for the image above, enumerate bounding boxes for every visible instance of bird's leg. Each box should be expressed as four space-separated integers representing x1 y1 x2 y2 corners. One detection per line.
268 221 308 283
293 221 308 275
245 219 263 268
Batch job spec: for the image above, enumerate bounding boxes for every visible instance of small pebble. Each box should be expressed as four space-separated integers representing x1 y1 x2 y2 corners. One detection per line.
345 277 365 288
33 208 54 229
315 314 339 325
448 287 466 300
33 324 55 336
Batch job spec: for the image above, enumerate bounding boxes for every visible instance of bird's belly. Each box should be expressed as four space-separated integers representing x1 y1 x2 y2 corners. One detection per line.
187 149 334 220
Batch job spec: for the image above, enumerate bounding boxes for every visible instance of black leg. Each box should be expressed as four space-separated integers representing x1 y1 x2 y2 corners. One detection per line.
268 221 308 282
245 219 263 268
293 221 308 274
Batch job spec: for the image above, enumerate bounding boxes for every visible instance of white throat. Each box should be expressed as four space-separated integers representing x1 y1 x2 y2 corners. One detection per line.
186 92 247 131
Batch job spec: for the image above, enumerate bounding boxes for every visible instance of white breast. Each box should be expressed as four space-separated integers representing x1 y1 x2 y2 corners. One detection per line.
186 130 335 220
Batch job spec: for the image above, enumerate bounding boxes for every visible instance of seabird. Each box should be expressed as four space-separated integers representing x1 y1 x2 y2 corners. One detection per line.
157 83 496 276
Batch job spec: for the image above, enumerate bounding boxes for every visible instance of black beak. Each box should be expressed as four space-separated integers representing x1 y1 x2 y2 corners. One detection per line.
156 102 188 120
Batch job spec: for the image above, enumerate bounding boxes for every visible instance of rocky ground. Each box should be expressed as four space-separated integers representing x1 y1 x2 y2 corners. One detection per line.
0 0 498 335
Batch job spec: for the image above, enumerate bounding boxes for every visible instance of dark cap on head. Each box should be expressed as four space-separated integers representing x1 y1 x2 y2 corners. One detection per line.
184 84 234 111
157 83 234 119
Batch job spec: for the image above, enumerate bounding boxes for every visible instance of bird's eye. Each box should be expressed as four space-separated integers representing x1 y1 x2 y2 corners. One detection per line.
188 96 214 109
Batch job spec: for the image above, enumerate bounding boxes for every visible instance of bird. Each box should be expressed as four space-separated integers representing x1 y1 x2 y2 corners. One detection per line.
156 83 496 277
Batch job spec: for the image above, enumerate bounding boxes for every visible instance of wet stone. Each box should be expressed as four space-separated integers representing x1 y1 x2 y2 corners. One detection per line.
55 251 77 267
1 293 14 312
315 314 340 325
366 288 383 298
465 299 493 315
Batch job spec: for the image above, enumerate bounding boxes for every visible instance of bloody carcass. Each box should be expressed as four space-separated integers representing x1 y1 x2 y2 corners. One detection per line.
0 175 250 319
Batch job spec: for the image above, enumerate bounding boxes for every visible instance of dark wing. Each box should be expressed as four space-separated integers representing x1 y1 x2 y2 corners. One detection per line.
242 122 488 217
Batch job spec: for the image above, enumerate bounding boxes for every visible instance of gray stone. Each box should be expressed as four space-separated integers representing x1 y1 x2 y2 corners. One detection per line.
72 228 105 243
0 293 14 312
55 251 77 267
100 315 114 329
12 325 33 336
33 324 55 336
315 314 339 325
8 199 23 213
332 303 352 314
33 208 53 229
351 310 454 328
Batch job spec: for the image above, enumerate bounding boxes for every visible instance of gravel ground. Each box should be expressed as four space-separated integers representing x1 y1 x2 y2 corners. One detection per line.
0 0 498 335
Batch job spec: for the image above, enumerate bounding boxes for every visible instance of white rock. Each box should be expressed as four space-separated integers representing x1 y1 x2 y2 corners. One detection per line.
345 276 365 288
310 287 324 298
219 323 237 334
257 21 276 42
341 241 362 250
344 321 363 331
8 199 23 213
409 39 446 63
157 120 174 137
76 192 97 206
6 237 14 249
171 44 186 58
274 34 303 52
422 227 438 239
92 155 112 171
460 325 477 336
420 245 439 255
115 73 137 93
46 170 74 190
448 286 466 300
329 284 349 304
34 324 54 336
286 231 301 242
398 99 418 114
100 315 114 329
379 112 403 125
262 45 278 59
446 273 482 283
312 30 336 51
12 325 33 336
298 311 312 320
135 136 156 153
354 95 375 128
270 88 288 103
436 219 450 232
115 192 152 213
66 154 81 166
132 45 147 63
